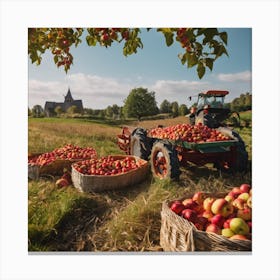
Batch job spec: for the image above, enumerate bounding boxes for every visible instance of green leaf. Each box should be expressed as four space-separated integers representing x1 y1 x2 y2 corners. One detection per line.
53 55 58 64
86 36 97 46
197 62 206 79
187 53 198 68
164 32 174 46
219 32 228 45
205 58 213 71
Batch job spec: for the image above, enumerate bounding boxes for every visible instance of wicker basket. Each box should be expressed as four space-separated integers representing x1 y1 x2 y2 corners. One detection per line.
160 193 252 252
28 153 90 180
71 155 150 193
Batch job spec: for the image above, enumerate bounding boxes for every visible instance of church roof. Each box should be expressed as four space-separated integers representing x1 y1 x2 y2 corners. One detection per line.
65 87 74 102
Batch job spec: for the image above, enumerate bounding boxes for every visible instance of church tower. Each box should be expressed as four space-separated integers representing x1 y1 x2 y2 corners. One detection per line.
64 87 74 103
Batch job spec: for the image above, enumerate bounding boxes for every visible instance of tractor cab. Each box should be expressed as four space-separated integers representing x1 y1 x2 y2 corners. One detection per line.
196 90 228 110
186 90 239 128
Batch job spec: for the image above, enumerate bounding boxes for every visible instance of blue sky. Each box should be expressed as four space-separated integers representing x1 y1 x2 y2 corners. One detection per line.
28 28 252 110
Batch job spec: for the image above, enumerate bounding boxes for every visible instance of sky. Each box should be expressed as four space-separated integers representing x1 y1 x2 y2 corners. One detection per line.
28 28 252 110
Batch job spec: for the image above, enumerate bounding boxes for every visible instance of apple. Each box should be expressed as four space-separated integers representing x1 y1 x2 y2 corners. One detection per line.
206 223 221 235
232 198 246 210
247 196 252 208
237 206 252 221
211 198 234 217
192 191 207 205
239 184 251 193
224 194 234 203
181 209 198 223
202 210 214 221
230 234 249 241
55 178 69 187
211 214 225 228
238 192 250 202
203 197 215 211
221 228 235 238
196 216 208 229
170 201 185 215
229 187 243 198
230 218 250 235
247 221 252 232
223 218 234 229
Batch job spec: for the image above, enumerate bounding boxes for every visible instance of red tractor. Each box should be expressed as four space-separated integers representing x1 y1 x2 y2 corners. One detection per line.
185 90 240 128
117 90 248 180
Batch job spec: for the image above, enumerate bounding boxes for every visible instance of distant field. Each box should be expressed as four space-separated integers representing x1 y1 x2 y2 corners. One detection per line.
28 114 252 251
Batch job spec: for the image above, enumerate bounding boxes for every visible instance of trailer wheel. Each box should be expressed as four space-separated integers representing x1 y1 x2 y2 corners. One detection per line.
150 141 180 180
130 128 151 160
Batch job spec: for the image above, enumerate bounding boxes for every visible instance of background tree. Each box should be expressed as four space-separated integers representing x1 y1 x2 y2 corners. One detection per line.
111 104 120 119
105 105 113 118
54 105 63 116
66 105 79 114
160 99 171 114
32 105 44 118
179 104 189 116
28 28 228 79
171 101 179 117
123 87 159 121
28 107 31 116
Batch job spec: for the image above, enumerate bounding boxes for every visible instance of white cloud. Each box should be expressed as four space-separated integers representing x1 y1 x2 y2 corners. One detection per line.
217 71 252 82
150 79 209 105
28 72 251 109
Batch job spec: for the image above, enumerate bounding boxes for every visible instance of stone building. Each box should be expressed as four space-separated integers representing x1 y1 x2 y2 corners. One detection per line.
44 88 83 117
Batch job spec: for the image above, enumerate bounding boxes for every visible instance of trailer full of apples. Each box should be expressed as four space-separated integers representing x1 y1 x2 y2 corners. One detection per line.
148 123 232 143
169 184 252 241
28 144 97 166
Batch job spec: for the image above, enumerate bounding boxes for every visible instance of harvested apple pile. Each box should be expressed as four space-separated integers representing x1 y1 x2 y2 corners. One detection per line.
170 184 252 241
148 123 231 142
72 156 142 176
28 144 97 166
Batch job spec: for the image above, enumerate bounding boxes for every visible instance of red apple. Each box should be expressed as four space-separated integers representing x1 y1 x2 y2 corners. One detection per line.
202 210 214 221
170 201 185 215
239 184 251 193
192 191 207 205
224 194 234 203
237 206 252 221
229 187 243 198
232 198 246 210
181 209 198 223
196 216 208 229
211 214 225 228
223 218 234 229
206 223 221 235
55 178 69 188
211 198 234 217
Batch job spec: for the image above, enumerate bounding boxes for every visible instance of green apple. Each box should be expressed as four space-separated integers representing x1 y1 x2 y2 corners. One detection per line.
221 228 235 238
230 217 250 235
238 192 250 202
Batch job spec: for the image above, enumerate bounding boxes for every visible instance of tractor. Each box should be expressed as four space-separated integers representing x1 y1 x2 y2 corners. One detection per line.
185 90 240 128
117 90 248 180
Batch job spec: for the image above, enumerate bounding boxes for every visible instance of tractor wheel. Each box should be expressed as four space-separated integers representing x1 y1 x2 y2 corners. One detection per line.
130 128 151 160
150 140 180 180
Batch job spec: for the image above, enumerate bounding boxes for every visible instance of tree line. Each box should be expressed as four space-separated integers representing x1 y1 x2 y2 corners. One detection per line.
28 88 251 120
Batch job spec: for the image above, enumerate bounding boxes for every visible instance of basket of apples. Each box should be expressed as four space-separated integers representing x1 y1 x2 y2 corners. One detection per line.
28 144 97 180
160 184 252 251
71 155 149 193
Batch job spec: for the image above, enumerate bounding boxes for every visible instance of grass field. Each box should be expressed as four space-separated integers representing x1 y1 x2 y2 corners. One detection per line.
28 112 252 251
